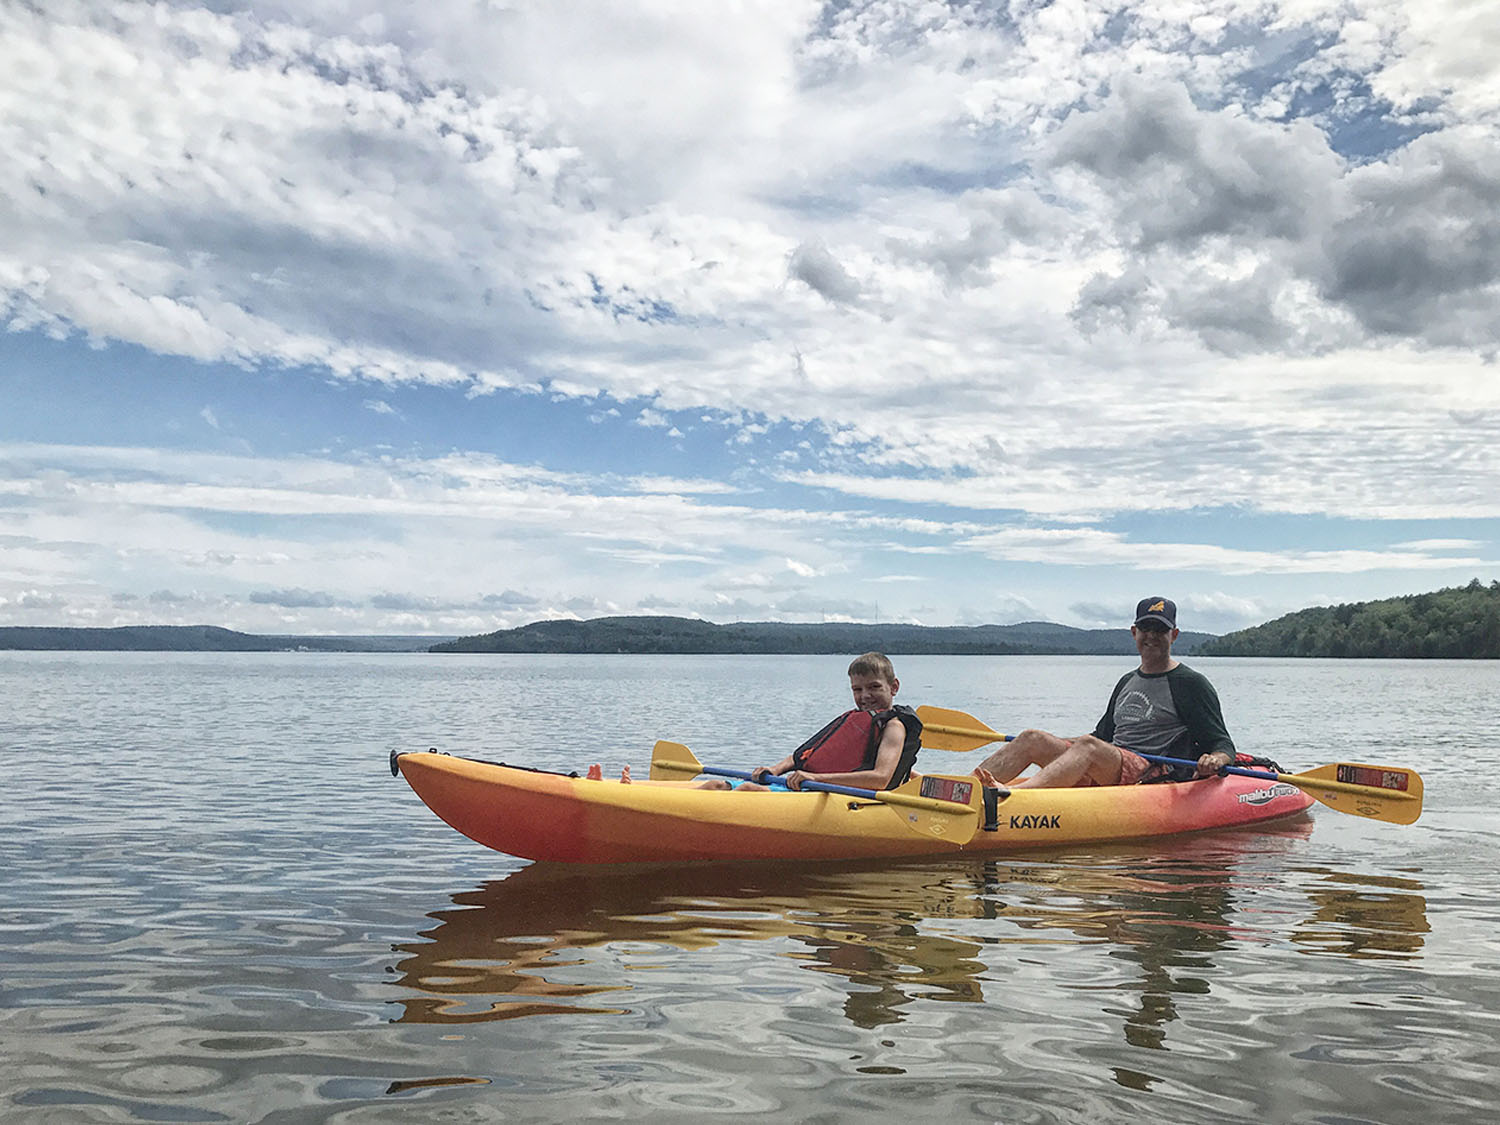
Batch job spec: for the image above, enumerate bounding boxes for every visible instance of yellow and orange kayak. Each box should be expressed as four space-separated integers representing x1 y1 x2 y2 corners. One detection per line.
393 749 1315 864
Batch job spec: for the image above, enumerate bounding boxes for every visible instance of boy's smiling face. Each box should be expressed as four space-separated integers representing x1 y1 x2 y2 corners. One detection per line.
849 672 897 712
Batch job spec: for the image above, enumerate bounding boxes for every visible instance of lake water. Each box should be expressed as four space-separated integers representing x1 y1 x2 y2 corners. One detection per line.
2 652 1497 1123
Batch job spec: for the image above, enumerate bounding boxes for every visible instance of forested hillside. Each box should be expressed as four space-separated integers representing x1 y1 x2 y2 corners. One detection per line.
431 616 1216 655
0 626 448 652
1197 580 1500 658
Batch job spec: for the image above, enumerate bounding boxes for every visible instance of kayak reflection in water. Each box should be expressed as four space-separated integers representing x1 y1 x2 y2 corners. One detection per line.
390 828 1426 1041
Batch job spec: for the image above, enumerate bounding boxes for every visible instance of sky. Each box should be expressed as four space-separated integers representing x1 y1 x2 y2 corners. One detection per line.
2 0 1498 638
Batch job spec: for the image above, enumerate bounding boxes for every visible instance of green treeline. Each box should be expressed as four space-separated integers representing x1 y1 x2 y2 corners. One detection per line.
14 583 1499 657
0 625 286 651
1198 580 1500 659
0 625 448 652
430 615 1216 655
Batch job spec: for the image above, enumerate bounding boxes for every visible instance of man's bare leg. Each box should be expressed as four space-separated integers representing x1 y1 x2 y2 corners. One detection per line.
975 728 1073 783
1010 735 1124 789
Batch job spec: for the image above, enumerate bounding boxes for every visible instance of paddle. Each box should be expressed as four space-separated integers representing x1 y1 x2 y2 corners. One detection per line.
915 706 1424 826
648 739 983 844
916 705 1017 752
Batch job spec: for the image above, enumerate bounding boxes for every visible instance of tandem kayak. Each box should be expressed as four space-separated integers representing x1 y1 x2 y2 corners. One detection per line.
392 746 1316 865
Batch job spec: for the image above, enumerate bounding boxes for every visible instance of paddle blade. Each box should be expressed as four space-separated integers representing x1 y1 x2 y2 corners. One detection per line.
877 773 982 845
1293 762 1424 825
649 739 704 781
915 705 1009 752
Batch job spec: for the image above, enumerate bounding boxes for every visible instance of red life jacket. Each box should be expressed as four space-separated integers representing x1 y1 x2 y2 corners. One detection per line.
788 707 924 787
792 709 882 774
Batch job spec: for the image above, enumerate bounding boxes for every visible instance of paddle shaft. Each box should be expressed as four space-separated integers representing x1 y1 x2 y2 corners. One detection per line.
1135 753 1420 803
662 762 974 815
922 722 1015 746
1136 752 1281 783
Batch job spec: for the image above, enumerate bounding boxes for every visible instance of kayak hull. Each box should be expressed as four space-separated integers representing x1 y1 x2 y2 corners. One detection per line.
395 751 1316 864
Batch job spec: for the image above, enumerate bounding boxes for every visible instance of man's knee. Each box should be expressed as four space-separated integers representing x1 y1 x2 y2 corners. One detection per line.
1010 728 1071 766
1069 734 1115 762
1069 735 1124 782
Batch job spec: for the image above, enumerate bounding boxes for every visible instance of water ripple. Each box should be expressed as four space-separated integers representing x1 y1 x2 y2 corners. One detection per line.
4 652 1499 1122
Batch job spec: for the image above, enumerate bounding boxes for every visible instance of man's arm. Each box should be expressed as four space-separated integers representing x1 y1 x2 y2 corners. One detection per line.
1171 667 1236 756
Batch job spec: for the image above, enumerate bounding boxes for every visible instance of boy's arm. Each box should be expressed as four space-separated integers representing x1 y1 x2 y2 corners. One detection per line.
749 753 797 783
787 718 906 791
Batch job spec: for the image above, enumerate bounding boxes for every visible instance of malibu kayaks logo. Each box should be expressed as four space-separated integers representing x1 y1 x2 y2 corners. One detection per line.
1237 783 1299 806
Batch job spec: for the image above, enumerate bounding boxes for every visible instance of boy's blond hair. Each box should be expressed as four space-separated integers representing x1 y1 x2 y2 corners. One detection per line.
847 651 896 682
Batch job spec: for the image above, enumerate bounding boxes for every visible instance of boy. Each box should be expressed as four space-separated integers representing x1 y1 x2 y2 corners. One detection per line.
705 651 923 791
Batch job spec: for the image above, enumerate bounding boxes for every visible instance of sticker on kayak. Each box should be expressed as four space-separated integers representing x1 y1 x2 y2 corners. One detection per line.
919 777 974 804
1237 783 1300 806
1337 765 1409 791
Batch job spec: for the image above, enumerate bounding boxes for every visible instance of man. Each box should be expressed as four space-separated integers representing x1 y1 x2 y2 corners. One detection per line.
974 597 1236 789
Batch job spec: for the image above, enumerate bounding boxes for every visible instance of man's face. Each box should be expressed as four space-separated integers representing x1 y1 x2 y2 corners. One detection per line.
850 673 897 712
1131 621 1178 660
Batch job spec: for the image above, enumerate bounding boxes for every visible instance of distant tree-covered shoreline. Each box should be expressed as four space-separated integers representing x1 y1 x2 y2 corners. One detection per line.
429 616 1217 656
0 618 1213 655
14 583 1498 658
1198 580 1500 659
0 625 449 652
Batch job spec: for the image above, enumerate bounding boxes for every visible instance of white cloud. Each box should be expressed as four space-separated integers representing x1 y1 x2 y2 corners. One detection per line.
959 525 1492 575
3 1 1499 633
0 439 970 629
627 476 740 495
1394 538 1483 551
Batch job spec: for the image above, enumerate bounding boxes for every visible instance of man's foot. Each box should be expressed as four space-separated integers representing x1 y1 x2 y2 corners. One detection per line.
973 766 1005 789
586 763 602 780
620 765 632 784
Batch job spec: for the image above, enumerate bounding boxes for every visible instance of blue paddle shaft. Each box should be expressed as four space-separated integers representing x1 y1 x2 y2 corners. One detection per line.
1133 753 1279 782
698 764 886 800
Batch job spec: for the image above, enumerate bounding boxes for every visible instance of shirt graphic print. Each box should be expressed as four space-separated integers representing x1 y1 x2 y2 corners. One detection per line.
1109 672 1191 757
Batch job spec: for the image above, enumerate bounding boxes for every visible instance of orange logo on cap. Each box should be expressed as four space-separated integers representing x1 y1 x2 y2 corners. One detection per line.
1148 600 1165 612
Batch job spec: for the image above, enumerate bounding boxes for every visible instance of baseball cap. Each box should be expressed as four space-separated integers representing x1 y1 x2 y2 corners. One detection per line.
1134 597 1177 630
